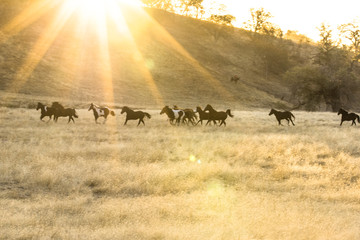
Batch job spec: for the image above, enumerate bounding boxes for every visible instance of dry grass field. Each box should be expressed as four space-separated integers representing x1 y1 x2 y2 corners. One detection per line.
1 107 360 239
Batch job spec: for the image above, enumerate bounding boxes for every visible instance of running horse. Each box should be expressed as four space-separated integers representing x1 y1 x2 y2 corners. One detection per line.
121 106 151 126
204 104 233 126
52 102 78 123
196 106 216 125
269 108 295 126
230 75 240 83
173 105 197 125
337 108 360 126
160 106 184 126
88 103 115 124
36 102 55 122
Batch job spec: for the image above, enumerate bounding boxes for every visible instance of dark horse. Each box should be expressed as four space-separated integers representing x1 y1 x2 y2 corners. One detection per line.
121 106 151 126
160 106 184 125
36 102 55 122
88 103 115 124
269 109 295 126
196 106 216 125
337 108 360 126
230 75 240 83
204 104 233 126
52 102 78 123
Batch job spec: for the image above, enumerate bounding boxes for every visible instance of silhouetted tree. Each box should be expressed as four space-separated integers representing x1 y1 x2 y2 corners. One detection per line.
142 0 174 11
285 23 358 111
206 14 235 42
338 21 360 70
243 8 283 38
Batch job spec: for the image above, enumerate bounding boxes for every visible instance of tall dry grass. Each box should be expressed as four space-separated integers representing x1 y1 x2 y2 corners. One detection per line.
1 107 360 239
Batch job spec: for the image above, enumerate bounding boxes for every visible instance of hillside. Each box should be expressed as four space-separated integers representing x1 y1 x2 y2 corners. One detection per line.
0 3 300 109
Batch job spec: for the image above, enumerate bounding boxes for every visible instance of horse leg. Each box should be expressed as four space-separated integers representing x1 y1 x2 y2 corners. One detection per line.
205 120 211 126
286 119 290 125
340 120 343 126
352 120 356 126
137 119 141 126
124 119 128 125
40 115 45 122
290 118 295 126
141 119 145 126
103 117 107 124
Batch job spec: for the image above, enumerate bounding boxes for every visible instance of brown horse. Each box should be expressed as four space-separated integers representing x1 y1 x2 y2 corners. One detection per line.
269 109 295 126
36 102 55 122
338 108 360 126
204 104 233 126
230 75 240 83
52 102 78 123
121 106 151 126
196 106 216 125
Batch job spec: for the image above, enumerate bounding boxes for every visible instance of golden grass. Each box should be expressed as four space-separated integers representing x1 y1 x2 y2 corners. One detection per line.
1 107 360 239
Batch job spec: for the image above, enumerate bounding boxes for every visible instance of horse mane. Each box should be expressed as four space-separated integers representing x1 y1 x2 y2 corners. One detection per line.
52 102 64 110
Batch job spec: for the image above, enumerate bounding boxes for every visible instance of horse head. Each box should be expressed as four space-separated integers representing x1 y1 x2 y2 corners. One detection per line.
160 106 169 115
338 108 345 115
204 104 213 112
121 106 128 114
269 109 275 116
88 103 94 111
36 102 42 111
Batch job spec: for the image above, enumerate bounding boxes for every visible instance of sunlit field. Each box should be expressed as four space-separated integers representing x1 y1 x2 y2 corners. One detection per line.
1 107 360 239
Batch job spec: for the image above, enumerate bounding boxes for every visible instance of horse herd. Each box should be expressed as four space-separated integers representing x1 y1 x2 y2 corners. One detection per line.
36 102 360 127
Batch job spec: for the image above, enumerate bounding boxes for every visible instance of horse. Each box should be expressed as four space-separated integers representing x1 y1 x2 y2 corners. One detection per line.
204 104 233 126
195 106 216 125
88 103 115 124
269 108 295 126
337 108 360 126
230 75 240 83
173 105 197 125
121 106 151 126
36 102 55 122
160 106 184 126
52 102 78 123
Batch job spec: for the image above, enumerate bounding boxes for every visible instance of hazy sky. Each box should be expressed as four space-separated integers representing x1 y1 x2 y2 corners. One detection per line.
217 0 360 41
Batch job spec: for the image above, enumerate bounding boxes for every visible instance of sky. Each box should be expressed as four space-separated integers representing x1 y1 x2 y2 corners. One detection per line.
215 0 360 41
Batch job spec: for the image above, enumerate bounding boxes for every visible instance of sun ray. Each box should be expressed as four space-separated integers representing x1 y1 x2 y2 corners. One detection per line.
0 0 59 44
125 7 235 102
6 1 77 94
107 2 164 106
93 2 115 105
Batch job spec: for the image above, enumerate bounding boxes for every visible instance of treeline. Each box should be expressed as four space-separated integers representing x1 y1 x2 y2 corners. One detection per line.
143 0 360 111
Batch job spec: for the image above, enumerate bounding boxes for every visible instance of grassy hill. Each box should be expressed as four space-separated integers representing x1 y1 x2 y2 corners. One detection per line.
0 3 301 109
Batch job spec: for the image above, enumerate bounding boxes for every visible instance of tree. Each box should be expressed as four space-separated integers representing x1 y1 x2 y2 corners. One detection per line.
179 0 204 18
243 8 283 38
142 0 174 11
338 21 360 70
206 14 236 42
284 24 358 111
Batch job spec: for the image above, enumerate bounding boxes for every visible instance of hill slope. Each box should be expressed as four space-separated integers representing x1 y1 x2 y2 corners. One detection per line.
0 3 294 109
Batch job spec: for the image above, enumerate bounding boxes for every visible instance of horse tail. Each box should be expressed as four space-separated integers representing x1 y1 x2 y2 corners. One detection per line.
110 110 115 116
73 109 79 118
145 112 151 119
226 109 234 118
357 115 360 123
